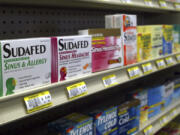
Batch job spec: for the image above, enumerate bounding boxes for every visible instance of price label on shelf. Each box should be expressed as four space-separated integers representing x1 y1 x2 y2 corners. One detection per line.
170 109 177 118
102 74 118 87
24 91 52 114
176 54 180 62
144 125 153 135
122 0 132 3
127 66 141 79
156 59 166 69
144 0 153 6
165 57 174 66
159 116 168 126
175 3 180 9
142 63 153 74
67 81 87 100
159 0 167 8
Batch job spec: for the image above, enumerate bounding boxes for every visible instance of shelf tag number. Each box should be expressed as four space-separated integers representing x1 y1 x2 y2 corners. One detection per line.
159 0 167 8
144 125 153 135
176 54 180 62
67 82 87 100
165 57 174 66
24 91 52 114
102 74 118 87
127 66 141 79
144 0 153 6
156 59 166 69
142 63 153 74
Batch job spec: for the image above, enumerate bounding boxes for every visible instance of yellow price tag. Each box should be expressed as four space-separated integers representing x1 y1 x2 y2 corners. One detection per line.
156 59 166 69
170 109 177 118
159 0 167 8
176 54 180 62
144 125 153 135
142 63 153 74
67 81 87 100
159 116 168 126
24 91 52 114
122 0 132 3
175 3 180 9
127 66 141 79
165 57 174 66
144 0 153 6
102 74 118 87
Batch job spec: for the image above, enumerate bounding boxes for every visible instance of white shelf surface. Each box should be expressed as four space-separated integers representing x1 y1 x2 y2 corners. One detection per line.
135 99 180 135
0 52 180 126
0 0 179 12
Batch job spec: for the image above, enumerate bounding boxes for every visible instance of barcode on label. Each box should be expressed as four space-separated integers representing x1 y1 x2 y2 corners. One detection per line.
156 59 166 69
176 55 180 61
166 57 174 65
128 67 141 79
142 63 153 73
24 91 52 113
159 0 167 7
144 0 153 6
144 125 153 135
27 97 42 109
122 0 132 3
67 82 87 99
104 79 112 86
102 74 118 87
175 3 180 9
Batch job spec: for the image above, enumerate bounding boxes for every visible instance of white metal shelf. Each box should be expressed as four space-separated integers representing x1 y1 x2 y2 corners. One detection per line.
0 0 179 12
0 52 180 126
135 99 180 135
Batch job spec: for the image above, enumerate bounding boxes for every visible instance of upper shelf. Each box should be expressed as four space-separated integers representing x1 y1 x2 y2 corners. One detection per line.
0 52 180 126
0 0 179 13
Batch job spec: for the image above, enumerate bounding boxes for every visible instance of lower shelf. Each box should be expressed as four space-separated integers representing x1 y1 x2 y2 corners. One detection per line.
135 99 180 135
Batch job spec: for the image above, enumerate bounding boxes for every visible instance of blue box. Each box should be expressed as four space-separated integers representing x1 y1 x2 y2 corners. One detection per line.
147 85 163 106
48 113 93 135
118 99 140 135
147 85 164 118
148 105 161 119
88 106 118 135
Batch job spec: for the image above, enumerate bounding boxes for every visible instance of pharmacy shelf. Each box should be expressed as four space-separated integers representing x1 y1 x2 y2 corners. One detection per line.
0 0 179 12
135 99 180 135
0 52 180 126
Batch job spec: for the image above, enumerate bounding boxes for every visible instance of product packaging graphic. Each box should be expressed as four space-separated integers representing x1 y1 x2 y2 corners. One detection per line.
51 35 92 82
162 25 173 55
173 24 180 53
48 113 93 135
0 38 51 96
88 106 118 135
105 14 137 65
118 99 140 135
137 26 152 62
79 28 123 72
151 25 163 59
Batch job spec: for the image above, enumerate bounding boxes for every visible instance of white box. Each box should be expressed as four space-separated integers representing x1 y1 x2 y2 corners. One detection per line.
105 14 137 65
0 38 51 96
51 35 92 82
